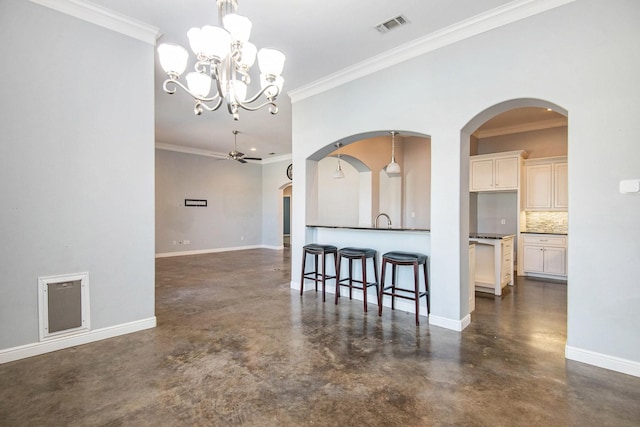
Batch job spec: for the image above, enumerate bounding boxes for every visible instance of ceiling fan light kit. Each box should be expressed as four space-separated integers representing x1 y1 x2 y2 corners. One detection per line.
157 0 286 121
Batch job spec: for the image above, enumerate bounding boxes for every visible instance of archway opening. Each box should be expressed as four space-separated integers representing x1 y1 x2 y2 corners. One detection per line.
461 98 568 324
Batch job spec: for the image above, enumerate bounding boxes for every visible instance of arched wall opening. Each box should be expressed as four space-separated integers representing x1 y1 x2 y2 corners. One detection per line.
307 130 431 229
460 98 569 321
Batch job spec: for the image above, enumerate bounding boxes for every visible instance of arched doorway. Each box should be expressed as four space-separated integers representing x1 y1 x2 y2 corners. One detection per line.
461 98 568 321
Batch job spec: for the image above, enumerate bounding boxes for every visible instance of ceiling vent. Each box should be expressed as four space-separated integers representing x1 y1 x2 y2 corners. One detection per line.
375 15 409 34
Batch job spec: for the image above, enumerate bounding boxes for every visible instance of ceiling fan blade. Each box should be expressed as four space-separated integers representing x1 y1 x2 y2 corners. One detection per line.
243 157 262 161
236 158 248 164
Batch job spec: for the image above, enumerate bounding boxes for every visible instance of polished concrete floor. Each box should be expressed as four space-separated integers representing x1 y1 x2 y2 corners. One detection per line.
1 248 639 426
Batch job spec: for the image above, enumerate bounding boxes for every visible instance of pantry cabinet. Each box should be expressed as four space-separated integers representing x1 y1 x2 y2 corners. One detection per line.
522 233 567 277
469 150 528 192
524 157 567 210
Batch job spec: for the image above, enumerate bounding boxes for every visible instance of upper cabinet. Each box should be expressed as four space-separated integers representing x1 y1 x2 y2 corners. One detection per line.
470 150 528 192
524 156 568 210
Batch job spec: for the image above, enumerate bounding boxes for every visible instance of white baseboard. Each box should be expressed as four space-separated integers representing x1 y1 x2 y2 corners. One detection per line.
0 317 156 364
565 345 640 378
156 245 282 258
429 314 470 332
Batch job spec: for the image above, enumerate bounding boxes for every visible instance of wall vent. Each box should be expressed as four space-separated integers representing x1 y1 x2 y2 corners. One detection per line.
375 15 409 34
38 272 90 340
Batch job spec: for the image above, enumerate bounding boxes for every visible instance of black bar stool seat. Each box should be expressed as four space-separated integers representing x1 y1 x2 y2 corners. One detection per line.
378 251 430 325
300 243 338 302
335 247 379 312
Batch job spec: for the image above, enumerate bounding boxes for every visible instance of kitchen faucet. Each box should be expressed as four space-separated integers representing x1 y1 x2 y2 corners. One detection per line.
375 213 392 229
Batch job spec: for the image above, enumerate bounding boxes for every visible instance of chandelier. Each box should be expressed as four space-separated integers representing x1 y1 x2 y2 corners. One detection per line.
156 0 286 121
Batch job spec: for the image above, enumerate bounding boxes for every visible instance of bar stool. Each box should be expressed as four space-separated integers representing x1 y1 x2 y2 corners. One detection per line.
335 247 379 312
378 251 430 325
300 244 338 302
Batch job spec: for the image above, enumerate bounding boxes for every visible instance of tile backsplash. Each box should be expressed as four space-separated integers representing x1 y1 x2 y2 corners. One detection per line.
524 211 568 234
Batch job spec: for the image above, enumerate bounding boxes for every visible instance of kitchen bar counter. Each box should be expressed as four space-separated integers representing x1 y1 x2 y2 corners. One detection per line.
307 225 430 232
305 225 431 319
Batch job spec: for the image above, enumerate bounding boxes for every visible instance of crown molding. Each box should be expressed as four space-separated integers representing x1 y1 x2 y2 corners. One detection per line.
474 117 567 138
155 142 228 159
29 0 159 45
156 142 292 164
288 0 576 103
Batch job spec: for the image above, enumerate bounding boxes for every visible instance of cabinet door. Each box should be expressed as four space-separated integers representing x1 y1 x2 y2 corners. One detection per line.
544 247 566 275
526 164 552 209
470 159 495 191
523 245 545 272
554 162 568 209
494 157 519 189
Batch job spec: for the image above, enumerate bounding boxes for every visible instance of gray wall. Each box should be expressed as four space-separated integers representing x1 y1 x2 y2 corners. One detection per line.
0 0 155 348
155 150 264 254
262 159 293 248
290 0 640 370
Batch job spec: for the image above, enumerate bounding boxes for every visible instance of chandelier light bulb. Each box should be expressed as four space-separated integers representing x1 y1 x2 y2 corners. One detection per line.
186 72 212 98
258 48 286 77
157 43 189 77
238 42 257 68
223 14 252 42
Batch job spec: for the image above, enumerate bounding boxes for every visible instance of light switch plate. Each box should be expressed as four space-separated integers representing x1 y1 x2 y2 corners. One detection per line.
619 179 640 193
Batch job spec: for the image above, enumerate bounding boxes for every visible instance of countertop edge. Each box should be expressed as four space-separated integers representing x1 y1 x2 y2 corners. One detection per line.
306 225 431 232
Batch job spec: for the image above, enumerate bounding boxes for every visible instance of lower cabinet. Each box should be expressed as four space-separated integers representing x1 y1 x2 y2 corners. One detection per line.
522 234 567 277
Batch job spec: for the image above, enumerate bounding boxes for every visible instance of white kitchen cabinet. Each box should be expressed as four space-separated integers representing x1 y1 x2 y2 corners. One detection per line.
470 151 528 192
522 234 567 277
524 157 567 210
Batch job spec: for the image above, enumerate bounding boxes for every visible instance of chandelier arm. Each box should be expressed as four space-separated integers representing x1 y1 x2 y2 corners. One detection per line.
162 78 221 103
235 98 278 114
196 97 225 113
242 83 280 105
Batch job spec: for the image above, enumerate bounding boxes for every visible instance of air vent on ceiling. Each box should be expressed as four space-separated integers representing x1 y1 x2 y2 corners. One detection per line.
375 14 409 34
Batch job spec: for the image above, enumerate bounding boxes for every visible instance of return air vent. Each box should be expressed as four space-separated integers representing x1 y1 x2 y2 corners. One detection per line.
375 14 409 34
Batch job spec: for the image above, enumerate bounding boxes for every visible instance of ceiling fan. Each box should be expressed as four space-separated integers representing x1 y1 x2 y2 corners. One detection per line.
228 130 262 163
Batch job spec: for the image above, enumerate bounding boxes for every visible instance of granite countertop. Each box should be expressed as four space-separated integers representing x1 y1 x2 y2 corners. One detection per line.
306 225 431 232
521 231 568 235
469 233 515 240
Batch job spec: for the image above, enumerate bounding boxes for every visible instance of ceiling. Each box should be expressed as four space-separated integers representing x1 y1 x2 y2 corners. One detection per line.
90 0 553 158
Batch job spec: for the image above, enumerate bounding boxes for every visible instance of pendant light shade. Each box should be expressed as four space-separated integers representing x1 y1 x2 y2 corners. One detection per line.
332 142 345 179
386 131 401 174
333 155 345 179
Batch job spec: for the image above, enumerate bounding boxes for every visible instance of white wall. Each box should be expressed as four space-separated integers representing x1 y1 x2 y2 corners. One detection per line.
155 150 264 254
0 0 155 351
290 0 640 374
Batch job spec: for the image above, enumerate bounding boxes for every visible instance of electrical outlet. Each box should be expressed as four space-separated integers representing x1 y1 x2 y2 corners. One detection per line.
501 219 506 225
184 239 190 244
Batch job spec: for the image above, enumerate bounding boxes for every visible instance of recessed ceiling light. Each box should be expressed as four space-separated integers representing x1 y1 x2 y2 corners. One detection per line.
250 147 257 151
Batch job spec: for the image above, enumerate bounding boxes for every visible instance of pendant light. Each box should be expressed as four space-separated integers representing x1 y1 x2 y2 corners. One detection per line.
386 131 401 174
332 142 345 179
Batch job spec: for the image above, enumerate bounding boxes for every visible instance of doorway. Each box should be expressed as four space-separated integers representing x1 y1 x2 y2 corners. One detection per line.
464 100 568 316
283 185 292 247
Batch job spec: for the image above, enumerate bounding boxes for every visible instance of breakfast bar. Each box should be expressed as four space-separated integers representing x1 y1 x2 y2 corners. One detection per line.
305 225 431 318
